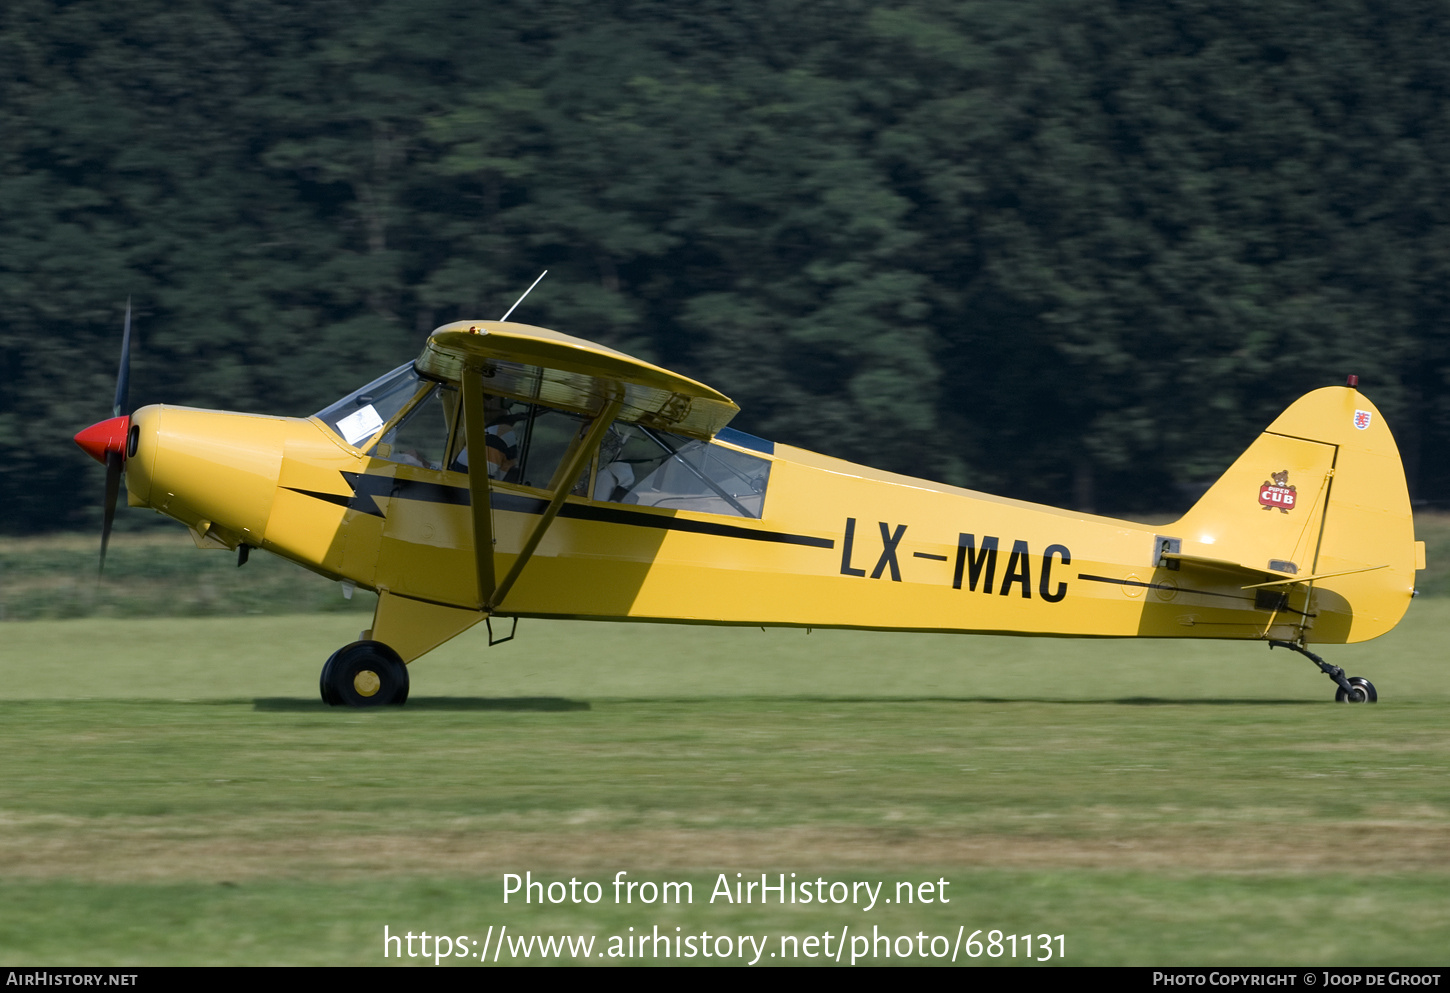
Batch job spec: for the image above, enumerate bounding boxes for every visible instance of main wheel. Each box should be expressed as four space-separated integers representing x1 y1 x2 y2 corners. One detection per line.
320 641 409 707
1335 676 1377 703
319 650 346 705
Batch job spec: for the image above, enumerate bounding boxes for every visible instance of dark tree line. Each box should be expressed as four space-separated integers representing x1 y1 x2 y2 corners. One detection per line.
4 0 1450 532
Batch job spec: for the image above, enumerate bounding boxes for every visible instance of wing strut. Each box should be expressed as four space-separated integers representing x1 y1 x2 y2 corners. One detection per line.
461 361 622 612
489 396 622 610
461 365 498 608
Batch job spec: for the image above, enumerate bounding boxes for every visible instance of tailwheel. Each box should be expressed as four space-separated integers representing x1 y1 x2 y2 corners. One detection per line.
320 641 409 707
1335 676 1377 704
1269 640 1379 704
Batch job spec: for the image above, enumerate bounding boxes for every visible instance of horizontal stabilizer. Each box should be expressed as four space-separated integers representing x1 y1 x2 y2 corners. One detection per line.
1159 551 1292 586
1239 564 1389 590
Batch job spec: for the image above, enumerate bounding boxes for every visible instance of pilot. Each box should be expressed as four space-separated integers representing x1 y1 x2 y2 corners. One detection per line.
593 425 635 501
484 425 518 479
452 397 520 480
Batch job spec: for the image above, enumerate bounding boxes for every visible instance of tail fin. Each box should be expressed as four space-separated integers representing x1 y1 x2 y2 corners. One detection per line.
1173 387 1418 644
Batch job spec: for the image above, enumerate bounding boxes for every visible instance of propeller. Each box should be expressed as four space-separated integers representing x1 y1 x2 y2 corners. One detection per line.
114 296 131 419
74 298 134 573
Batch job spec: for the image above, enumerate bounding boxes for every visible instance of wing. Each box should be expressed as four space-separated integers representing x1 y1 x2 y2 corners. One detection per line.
417 320 738 439
424 321 692 612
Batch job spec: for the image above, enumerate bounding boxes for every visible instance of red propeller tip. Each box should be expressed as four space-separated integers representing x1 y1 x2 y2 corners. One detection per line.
75 416 130 465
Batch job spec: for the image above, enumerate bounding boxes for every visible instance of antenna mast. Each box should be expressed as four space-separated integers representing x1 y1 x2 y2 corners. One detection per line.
500 270 548 322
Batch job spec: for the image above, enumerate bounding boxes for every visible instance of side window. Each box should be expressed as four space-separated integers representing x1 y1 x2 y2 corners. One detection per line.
450 395 523 481
452 397 591 493
594 424 662 502
371 387 455 470
595 424 770 518
516 406 590 491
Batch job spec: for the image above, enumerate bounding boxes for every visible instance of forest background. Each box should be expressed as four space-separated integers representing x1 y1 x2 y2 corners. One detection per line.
4 0 1450 533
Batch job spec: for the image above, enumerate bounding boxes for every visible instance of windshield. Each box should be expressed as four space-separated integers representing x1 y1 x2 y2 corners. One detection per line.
313 363 425 447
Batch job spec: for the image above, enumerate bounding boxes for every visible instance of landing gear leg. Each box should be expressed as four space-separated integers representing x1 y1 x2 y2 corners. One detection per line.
1269 640 1377 703
319 641 410 707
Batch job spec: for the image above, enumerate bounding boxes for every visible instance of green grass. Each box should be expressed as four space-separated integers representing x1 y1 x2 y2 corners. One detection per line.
1415 511 1450 596
4 598 1449 701
1 602 1449 965
1 874 1445 966
0 530 372 621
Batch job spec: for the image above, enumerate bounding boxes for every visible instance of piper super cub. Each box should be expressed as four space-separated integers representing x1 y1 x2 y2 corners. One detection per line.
75 305 1423 706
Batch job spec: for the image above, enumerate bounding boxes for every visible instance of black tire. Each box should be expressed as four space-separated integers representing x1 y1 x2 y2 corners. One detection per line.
320 641 409 707
319 650 342 706
1335 676 1378 703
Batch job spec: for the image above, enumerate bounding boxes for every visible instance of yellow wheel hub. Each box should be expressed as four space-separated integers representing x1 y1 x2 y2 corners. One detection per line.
353 669 381 697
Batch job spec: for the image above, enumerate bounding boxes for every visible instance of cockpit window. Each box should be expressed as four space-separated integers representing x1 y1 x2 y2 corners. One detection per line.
370 385 459 470
452 398 592 493
317 369 771 518
314 363 425 447
595 423 770 518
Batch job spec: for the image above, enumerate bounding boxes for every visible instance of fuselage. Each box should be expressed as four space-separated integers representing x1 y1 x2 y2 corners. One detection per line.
120 398 1403 647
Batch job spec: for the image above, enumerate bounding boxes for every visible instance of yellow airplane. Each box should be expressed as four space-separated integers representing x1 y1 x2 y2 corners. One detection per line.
75 313 1423 706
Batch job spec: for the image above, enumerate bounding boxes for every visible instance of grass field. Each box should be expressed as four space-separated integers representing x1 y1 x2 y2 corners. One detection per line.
0 530 374 621
2 594 1448 965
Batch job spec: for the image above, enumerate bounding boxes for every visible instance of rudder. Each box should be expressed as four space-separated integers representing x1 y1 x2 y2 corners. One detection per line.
1173 387 1417 644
